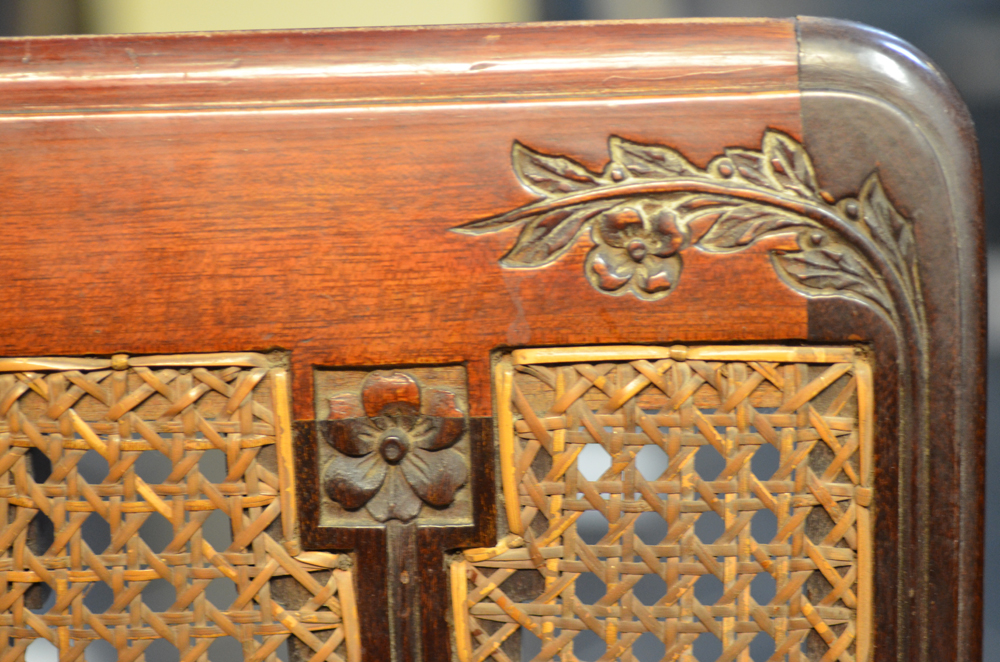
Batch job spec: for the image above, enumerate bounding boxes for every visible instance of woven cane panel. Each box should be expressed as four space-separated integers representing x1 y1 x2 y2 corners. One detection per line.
454 346 872 662
0 354 359 662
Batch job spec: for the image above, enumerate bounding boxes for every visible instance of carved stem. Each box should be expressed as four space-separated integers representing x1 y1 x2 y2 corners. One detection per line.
386 520 421 662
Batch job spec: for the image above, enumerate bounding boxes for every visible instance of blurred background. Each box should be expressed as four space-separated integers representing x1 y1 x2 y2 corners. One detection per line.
1 1 995 660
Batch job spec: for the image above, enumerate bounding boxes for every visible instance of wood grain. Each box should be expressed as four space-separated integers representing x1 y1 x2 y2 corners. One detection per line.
0 94 806 419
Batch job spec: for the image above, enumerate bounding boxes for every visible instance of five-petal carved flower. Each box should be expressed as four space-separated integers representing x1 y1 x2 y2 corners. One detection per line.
322 372 468 523
585 204 688 300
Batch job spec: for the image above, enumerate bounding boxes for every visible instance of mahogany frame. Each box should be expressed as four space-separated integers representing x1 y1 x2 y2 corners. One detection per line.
0 16 984 662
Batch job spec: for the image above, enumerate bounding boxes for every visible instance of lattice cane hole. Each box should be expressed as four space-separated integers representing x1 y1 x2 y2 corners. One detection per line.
633 572 667 605
574 572 606 605
694 440 726 481
26 445 53 482
634 443 668 481
751 440 780 478
753 506 778 544
76 448 109 484
138 510 172 553
141 577 177 611
693 631 723 660
572 629 606 661
203 506 234 549
209 636 245 662
577 443 612 482
134 449 173 483
751 568 777 604
28 581 56 615
25 637 58 661
82 510 111 552
635 632 667 660
83 638 116 661
634 510 668 544
694 509 724 544
693 570 724 606
83 580 113 612
199 447 228 483
751 631 777 660
206 576 238 609
576 510 609 545
146 637 181 662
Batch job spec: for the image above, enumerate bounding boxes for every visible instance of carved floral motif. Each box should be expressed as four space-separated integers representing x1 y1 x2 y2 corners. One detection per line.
453 130 923 333
586 204 687 298
323 372 468 523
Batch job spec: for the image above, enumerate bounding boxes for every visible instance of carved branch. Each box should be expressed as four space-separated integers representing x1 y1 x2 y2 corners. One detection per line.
452 130 924 341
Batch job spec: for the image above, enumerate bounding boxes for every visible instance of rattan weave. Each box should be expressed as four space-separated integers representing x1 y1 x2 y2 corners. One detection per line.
0 354 359 662
454 346 872 662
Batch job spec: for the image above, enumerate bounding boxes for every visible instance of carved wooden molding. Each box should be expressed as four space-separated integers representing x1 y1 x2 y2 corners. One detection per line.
453 130 925 346
323 371 469 524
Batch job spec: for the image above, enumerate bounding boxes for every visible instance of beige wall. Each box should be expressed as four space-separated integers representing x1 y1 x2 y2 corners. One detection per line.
84 0 537 33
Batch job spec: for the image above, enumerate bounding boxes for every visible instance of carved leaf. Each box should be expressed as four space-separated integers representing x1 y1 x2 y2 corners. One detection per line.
699 204 810 250
859 173 914 267
401 447 467 507
424 389 464 418
362 371 421 418
609 137 700 178
762 130 820 200
325 419 380 456
500 204 608 268
725 149 778 190
512 142 604 196
324 453 387 510
366 468 422 522
774 245 885 304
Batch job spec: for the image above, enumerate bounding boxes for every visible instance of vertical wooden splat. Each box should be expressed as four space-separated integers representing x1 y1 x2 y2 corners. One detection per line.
295 367 495 661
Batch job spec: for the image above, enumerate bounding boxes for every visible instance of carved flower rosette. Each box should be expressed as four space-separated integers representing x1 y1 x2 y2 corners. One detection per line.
452 130 923 335
322 372 468 523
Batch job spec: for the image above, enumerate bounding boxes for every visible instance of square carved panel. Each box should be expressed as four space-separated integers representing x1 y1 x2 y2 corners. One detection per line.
453 345 872 662
310 365 473 528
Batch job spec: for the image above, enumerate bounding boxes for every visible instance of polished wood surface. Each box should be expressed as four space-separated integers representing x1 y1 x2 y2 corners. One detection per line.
0 19 805 420
0 17 984 662
0 19 797 109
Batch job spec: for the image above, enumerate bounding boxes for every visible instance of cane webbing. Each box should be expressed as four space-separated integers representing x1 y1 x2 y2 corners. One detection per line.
0 354 359 662
454 346 872 662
